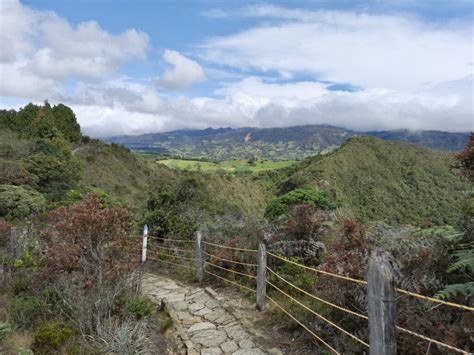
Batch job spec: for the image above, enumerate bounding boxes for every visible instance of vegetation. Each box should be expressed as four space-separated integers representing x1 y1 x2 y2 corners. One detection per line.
1 102 472 353
155 158 297 172
107 124 469 161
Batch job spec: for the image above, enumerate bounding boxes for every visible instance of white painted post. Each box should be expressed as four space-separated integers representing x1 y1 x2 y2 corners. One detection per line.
367 252 397 355
256 243 267 311
195 231 203 283
141 225 148 263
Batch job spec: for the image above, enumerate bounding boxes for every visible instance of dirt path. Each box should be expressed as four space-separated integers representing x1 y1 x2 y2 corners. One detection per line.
141 273 283 355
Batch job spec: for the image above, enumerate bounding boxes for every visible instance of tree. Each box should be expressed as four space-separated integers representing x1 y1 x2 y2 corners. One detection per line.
0 184 46 220
40 193 139 335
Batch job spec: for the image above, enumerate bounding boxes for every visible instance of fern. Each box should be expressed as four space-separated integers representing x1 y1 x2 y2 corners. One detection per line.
435 282 474 300
447 249 474 273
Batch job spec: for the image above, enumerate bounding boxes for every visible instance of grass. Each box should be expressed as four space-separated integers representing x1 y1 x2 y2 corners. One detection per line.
155 159 297 173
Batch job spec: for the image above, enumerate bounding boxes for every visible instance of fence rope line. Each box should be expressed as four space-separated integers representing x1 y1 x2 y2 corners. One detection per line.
202 241 258 253
266 267 368 320
203 251 258 267
266 295 340 355
205 261 256 279
147 256 196 270
148 251 196 262
152 244 195 254
267 280 369 347
147 236 195 243
268 251 474 312
204 270 255 293
397 326 469 354
395 288 474 312
267 251 368 285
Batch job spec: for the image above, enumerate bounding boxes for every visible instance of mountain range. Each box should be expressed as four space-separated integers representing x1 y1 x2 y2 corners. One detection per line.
105 125 470 161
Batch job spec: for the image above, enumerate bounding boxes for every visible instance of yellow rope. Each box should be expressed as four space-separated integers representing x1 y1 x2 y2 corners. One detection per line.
267 251 473 311
204 270 255 293
204 251 257 267
153 244 194 254
205 261 256 279
202 241 258 253
266 267 368 320
395 288 474 312
149 251 196 262
267 251 368 285
397 326 469 354
266 295 340 354
267 280 369 347
147 256 196 270
147 236 194 243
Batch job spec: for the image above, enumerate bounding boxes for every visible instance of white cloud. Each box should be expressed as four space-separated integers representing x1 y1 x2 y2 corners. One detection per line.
0 0 148 98
53 75 472 136
199 7 473 90
155 50 207 90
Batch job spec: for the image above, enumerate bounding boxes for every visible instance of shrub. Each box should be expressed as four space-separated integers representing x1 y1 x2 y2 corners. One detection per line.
265 188 333 221
0 321 12 340
126 298 154 320
0 185 46 220
9 296 42 328
32 322 74 353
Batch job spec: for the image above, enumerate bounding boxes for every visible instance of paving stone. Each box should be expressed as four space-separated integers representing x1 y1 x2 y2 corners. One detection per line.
232 349 266 355
206 299 220 309
220 340 239 353
189 303 205 312
238 339 255 349
188 322 217 333
193 307 213 316
201 347 223 355
224 325 250 342
191 329 228 347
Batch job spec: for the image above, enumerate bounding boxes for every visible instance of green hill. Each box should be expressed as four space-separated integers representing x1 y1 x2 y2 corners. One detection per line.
107 125 469 161
279 136 468 225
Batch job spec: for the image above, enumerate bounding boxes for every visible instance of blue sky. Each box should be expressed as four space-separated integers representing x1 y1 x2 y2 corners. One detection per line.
1 0 473 135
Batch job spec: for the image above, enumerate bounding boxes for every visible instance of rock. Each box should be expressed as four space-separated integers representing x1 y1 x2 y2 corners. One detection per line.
188 322 217 333
232 349 266 355
191 329 228 347
224 325 250 341
201 347 223 355
268 348 283 355
194 307 213 316
220 340 239 353
238 339 255 349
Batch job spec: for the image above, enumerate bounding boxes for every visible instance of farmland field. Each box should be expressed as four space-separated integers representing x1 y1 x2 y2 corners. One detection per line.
156 158 297 172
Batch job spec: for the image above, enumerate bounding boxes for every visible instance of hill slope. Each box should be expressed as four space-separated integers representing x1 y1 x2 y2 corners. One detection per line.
106 125 469 161
279 136 468 225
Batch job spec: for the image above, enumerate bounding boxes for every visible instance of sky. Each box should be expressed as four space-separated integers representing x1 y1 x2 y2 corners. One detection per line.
0 0 473 136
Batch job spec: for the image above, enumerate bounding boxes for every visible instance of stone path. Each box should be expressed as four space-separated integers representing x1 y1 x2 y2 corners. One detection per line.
142 273 283 355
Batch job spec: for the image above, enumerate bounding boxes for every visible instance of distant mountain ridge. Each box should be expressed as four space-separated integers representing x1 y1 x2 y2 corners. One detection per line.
105 124 469 161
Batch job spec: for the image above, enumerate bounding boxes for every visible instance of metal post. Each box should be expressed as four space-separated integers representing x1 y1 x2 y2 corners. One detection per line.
367 252 397 355
256 243 267 311
195 231 203 283
141 225 148 263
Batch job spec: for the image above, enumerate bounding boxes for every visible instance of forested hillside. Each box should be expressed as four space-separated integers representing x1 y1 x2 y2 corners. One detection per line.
279 136 468 225
1 103 472 353
107 125 469 161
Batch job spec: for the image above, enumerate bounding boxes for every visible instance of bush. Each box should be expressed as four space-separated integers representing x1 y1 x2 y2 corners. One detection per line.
32 322 74 353
0 184 46 220
265 188 333 221
0 321 12 340
9 296 42 328
126 298 154 320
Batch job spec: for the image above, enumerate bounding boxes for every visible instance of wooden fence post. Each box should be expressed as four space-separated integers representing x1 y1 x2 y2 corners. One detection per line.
367 252 397 355
10 227 17 261
141 225 148 263
256 243 267 311
195 231 203 283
